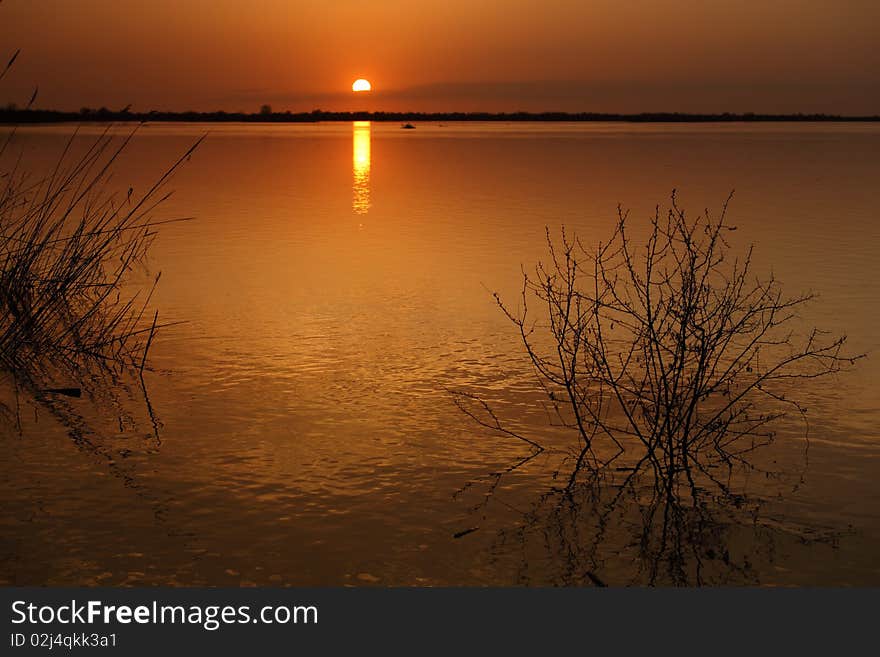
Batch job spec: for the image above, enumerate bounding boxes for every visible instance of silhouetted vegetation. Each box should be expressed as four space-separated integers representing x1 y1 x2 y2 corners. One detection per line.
1 46 200 430
0 126 200 399
454 192 863 584
1 107 879 125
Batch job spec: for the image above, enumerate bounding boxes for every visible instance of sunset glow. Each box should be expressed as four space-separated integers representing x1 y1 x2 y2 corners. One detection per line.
1 2 877 113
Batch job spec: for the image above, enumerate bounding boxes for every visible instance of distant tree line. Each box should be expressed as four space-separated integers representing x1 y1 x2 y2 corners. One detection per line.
1 106 878 124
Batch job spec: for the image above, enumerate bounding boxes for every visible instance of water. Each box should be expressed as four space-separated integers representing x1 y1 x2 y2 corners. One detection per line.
1 122 879 585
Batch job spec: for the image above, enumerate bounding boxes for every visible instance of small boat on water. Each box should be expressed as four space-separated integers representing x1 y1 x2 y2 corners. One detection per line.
401 123 415 129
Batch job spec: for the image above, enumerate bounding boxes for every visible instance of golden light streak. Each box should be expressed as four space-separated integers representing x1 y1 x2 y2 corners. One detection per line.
352 121 371 215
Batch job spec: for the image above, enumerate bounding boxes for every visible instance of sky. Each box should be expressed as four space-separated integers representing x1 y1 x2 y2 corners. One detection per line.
1 0 878 114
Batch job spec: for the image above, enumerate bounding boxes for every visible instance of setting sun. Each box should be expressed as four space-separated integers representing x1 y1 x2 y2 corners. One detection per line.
352 78 372 93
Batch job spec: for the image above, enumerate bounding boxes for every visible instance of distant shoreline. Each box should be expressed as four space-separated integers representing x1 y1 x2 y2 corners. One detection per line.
1 108 879 125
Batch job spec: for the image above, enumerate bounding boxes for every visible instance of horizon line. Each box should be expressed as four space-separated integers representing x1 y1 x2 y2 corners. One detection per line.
2 107 879 124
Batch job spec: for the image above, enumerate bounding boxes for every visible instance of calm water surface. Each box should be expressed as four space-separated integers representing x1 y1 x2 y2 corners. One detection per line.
1 122 879 585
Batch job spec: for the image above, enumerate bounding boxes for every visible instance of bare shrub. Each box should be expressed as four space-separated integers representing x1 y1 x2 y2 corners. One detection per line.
454 192 863 583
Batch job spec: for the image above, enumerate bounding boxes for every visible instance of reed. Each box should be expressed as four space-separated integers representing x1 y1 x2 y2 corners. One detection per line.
0 123 200 395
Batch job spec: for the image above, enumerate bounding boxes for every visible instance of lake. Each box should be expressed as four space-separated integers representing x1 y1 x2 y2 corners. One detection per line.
1 121 878 586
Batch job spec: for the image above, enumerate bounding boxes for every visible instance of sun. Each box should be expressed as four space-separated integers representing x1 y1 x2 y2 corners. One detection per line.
352 79 372 93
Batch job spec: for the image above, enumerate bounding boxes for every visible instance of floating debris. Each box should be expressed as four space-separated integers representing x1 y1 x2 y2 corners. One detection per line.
42 387 81 398
453 526 479 539
586 571 607 587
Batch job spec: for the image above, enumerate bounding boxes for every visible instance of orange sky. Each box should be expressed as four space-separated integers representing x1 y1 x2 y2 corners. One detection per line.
1 0 878 114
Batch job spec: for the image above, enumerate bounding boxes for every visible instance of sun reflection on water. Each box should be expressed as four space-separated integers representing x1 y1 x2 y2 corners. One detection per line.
352 121 371 214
